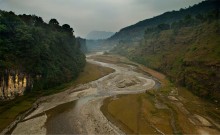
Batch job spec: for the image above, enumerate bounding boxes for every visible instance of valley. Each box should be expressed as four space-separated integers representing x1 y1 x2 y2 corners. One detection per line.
0 0 220 134
7 54 220 134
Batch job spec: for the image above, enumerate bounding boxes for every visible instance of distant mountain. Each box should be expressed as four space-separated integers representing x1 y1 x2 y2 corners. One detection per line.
86 31 114 40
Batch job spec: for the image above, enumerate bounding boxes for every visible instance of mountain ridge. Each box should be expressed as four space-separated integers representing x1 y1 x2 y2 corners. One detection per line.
107 0 219 44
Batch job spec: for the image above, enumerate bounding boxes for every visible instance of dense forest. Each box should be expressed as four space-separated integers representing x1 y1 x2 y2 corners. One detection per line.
0 11 86 99
111 5 220 100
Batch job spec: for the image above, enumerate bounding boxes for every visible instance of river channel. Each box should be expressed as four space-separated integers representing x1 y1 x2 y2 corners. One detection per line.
11 56 156 134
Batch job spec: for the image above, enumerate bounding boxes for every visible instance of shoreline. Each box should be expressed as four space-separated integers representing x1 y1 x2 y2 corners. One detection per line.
98 54 220 134
0 60 114 134
7 54 218 134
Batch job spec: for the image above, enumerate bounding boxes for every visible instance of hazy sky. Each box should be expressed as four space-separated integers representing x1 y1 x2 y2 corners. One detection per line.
0 0 204 37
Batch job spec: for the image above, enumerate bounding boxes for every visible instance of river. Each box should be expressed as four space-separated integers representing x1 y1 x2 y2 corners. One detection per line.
11 55 156 134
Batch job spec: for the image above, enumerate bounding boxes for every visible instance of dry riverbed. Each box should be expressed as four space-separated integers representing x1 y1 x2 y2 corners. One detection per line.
96 54 220 134
9 54 155 134
7 54 220 134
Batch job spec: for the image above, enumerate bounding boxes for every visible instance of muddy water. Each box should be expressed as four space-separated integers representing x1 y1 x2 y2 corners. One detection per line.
45 60 156 134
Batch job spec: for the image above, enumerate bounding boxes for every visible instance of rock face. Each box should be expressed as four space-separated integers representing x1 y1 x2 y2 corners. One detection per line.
0 73 27 99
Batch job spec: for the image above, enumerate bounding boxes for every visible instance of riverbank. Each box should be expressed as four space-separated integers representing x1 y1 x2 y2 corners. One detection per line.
4 54 220 134
9 55 156 134
97 54 220 134
0 62 114 133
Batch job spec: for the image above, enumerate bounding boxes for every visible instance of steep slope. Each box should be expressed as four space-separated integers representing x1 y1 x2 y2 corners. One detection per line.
111 11 220 100
107 0 219 45
0 11 86 98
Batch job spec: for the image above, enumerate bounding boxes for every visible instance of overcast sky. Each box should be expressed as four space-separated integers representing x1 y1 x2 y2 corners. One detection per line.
0 0 204 37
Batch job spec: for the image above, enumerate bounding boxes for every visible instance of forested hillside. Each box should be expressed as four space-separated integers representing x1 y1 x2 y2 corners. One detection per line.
0 11 85 99
106 0 219 47
111 9 220 100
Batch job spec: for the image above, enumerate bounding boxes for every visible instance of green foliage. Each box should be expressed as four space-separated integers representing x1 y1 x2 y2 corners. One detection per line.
111 10 220 100
49 18 59 26
0 10 86 94
108 0 220 46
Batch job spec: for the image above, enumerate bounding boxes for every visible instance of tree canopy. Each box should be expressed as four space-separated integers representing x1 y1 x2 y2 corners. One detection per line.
0 10 86 98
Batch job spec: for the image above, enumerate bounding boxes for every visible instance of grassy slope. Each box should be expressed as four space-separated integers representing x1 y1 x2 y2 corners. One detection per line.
113 21 220 100
0 62 114 132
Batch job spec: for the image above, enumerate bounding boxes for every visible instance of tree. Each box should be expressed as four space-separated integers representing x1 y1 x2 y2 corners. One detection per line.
49 18 59 26
33 16 44 26
62 24 74 33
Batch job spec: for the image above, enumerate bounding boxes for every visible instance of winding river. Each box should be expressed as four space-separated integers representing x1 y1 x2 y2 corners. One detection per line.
11 56 156 134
